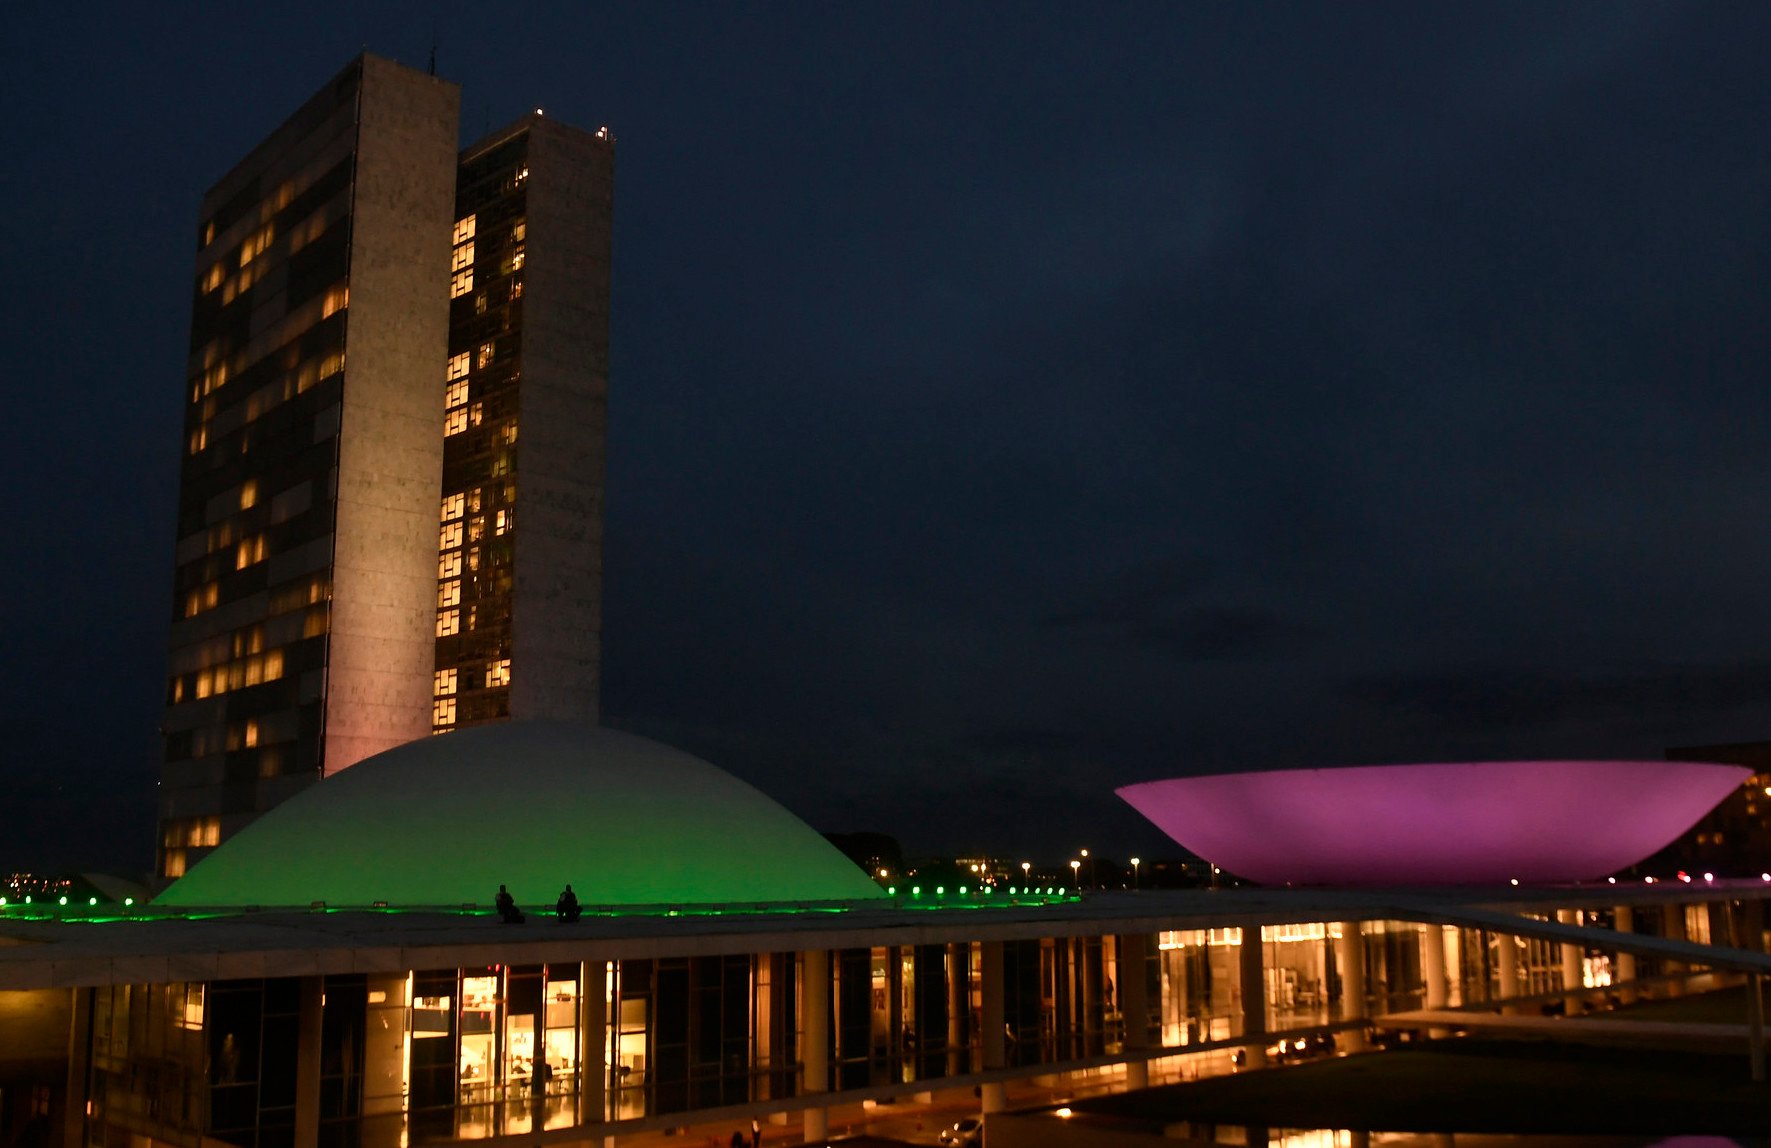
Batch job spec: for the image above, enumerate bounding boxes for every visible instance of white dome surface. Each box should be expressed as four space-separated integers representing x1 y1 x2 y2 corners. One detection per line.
158 721 885 907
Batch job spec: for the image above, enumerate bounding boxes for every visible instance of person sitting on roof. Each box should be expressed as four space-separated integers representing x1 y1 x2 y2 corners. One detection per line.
556 883 581 923
495 884 524 924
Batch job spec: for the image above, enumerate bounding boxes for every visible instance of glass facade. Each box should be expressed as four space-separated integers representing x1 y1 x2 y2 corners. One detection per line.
159 66 362 879
432 132 530 733
158 55 458 879
68 901 1765 1148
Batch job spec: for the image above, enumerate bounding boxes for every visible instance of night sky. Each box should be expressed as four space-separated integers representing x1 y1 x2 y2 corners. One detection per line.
6 3 1771 876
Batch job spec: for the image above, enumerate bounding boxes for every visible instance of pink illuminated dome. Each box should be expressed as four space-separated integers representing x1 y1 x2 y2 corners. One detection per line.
1117 760 1749 886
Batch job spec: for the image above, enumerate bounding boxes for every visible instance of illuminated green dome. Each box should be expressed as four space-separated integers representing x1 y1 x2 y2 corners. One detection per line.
157 721 885 908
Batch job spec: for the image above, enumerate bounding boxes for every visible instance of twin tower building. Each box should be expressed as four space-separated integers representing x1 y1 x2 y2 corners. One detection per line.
158 55 613 878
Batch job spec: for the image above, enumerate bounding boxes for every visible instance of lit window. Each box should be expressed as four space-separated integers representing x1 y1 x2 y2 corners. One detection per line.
163 850 186 878
263 649 284 680
510 278 524 299
501 249 525 275
486 659 511 687
435 668 457 696
440 493 465 521
452 215 477 245
494 509 513 536
239 480 257 510
319 350 345 378
514 166 528 186
437 609 459 637
202 263 225 293
235 534 266 570
511 220 527 242
469 401 484 428
477 343 495 369
451 242 475 272
438 550 462 579
444 408 468 436
444 380 468 409
433 697 457 726
499 422 518 445
438 579 461 608
447 353 470 381
451 270 474 299
440 522 464 550
321 283 349 318
243 720 259 748
239 224 274 268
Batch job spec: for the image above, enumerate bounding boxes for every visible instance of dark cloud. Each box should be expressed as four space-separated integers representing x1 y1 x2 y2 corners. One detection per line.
10 3 1771 868
1347 662 1771 736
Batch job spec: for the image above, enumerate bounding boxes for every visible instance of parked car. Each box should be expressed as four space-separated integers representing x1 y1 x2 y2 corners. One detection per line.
939 1117 983 1147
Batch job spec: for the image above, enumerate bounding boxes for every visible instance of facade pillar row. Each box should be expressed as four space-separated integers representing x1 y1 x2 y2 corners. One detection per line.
1336 923 1367 1052
801 949 830 1142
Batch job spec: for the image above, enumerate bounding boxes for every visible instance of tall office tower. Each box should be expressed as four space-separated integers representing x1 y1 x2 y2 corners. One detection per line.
432 116 614 732
158 57 460 878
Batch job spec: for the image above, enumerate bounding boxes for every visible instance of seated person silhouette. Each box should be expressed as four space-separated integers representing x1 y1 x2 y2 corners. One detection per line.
495 884 524 924
556 883 582 923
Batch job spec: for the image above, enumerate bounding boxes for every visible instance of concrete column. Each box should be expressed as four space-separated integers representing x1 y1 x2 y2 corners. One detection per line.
1336 923 1367 1052
1664 904 1688 995
1119 933 1151 1089
61 987 93 1148
579 960 608 1126
1422 925 1448 1010
1495 932 1521 1014
1614 906 1638 1004
1750 972 1766 1084
981 1082 1008 1113
947 943 966 1076
294 976 323 1148
1419 924 1449 1038
1238 927 1267 1068
981 941 1006 1070
801 949 830 1143
1556 910 1584 1014
362 974 408 1148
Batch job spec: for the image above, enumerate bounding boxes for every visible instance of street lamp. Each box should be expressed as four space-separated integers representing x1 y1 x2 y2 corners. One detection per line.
1080 848 1091 890
1069 859 1081 890
1130 857 1140 890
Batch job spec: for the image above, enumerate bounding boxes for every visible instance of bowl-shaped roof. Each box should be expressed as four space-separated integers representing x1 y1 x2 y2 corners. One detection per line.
158 721 886 908
1117 760 1749 886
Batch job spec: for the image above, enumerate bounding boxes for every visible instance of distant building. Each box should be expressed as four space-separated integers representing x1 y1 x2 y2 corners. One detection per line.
1654 741 1771 875
158 56 613 877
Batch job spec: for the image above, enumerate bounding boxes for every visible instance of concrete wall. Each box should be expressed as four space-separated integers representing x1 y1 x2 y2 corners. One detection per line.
323 56 458 773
